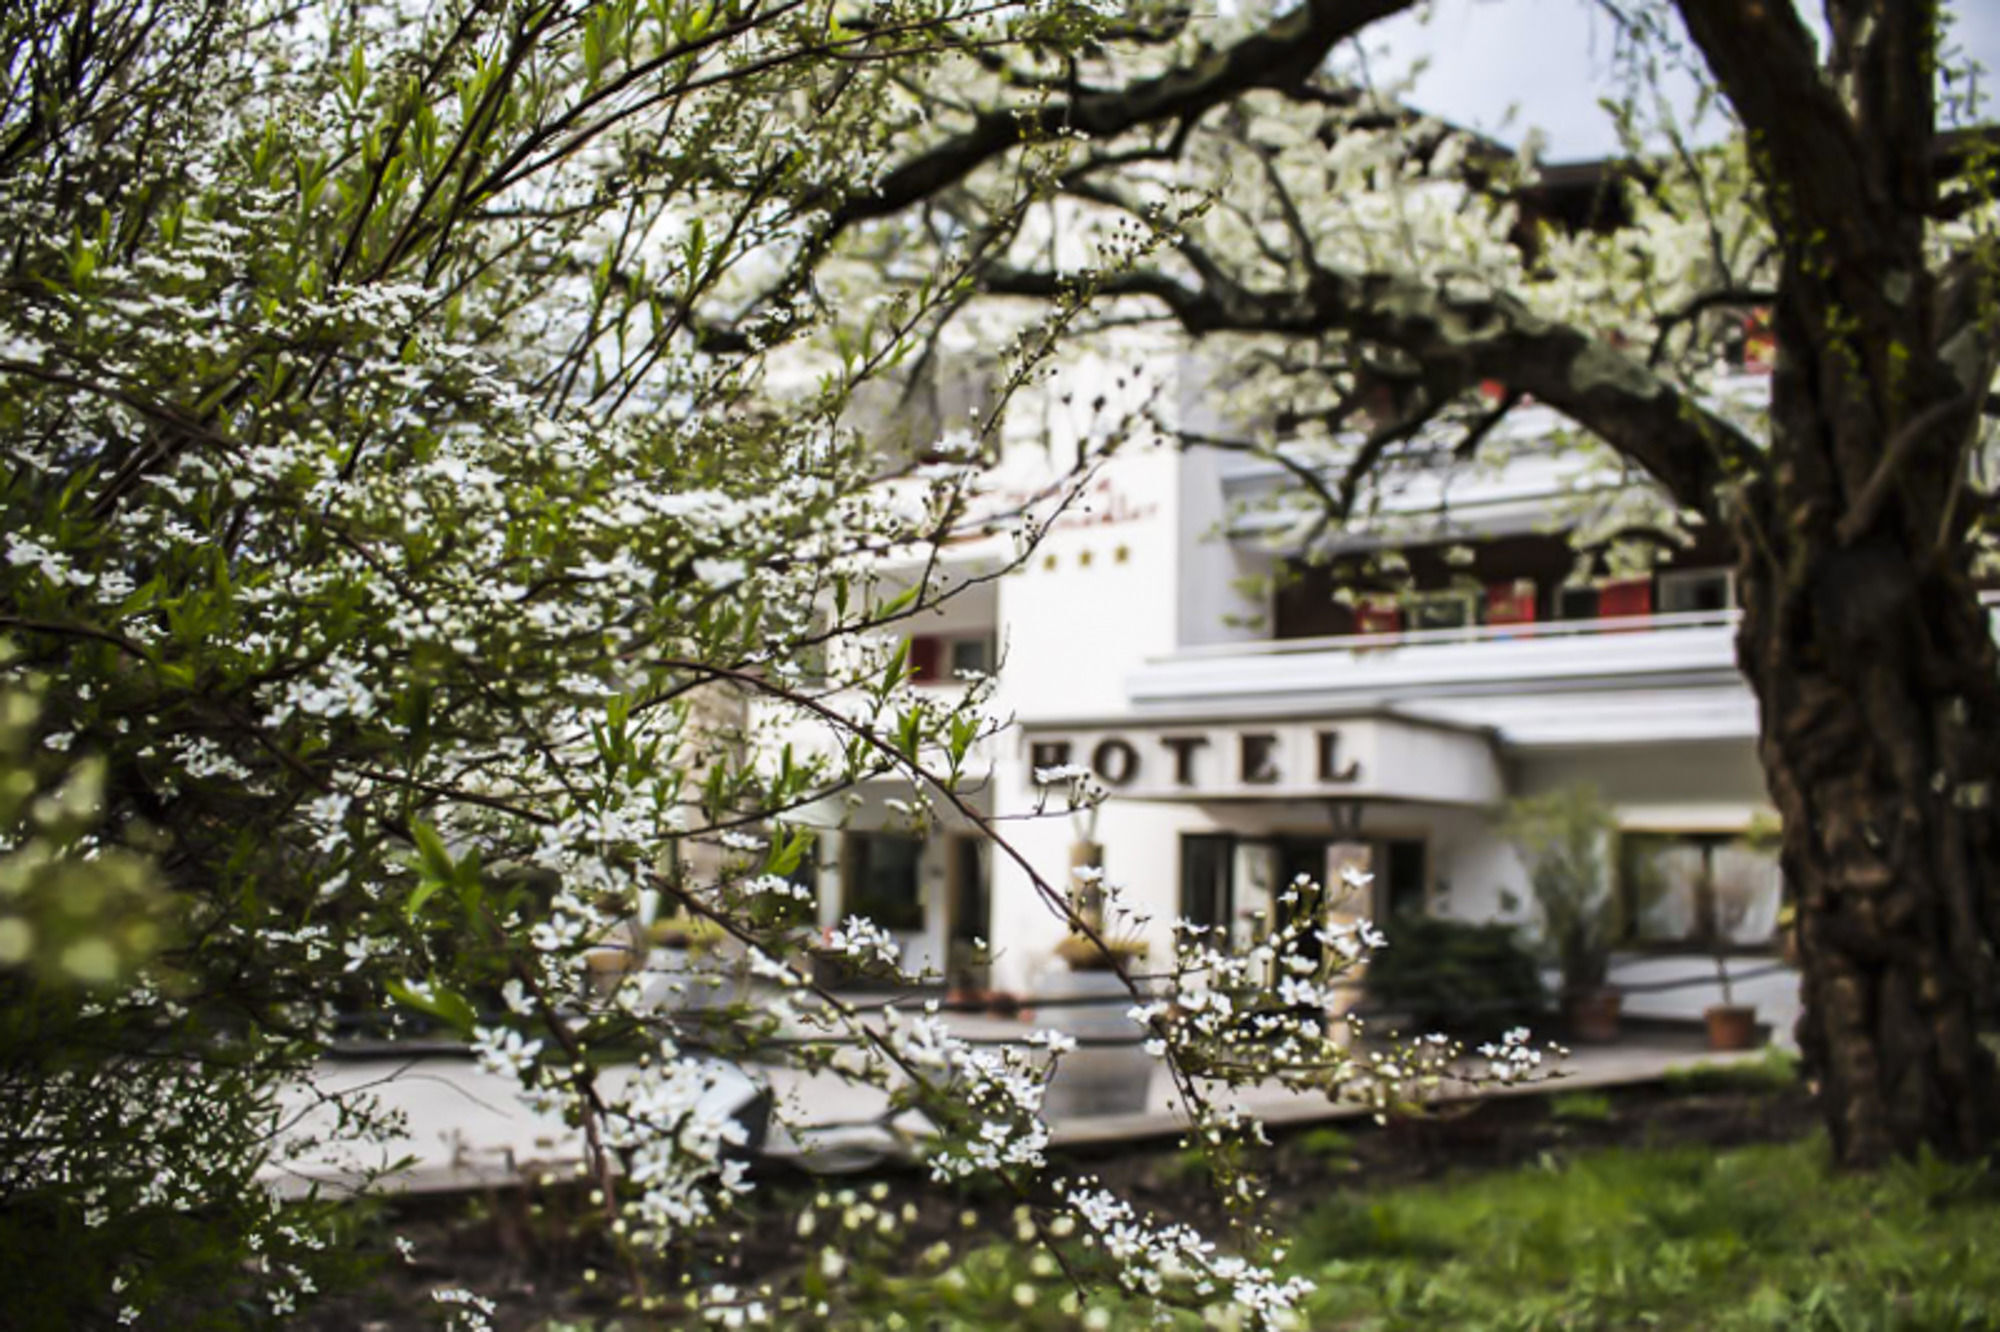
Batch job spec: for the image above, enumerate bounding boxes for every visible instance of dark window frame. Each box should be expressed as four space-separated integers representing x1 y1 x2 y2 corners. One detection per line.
1178 833 1236 937
1618 830 1783 954
840 831 926 932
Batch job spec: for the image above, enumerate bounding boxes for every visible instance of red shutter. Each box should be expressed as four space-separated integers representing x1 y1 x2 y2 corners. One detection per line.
1598 578 1653 622
908 635 942 682
1355 600 1404 635
1742 309 1775 373
1485 579 1538 627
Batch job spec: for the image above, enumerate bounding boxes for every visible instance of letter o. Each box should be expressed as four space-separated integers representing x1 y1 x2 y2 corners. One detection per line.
1091 738 1141 787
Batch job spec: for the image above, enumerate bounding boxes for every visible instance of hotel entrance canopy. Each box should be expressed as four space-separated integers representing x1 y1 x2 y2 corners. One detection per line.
1019 711 1503 807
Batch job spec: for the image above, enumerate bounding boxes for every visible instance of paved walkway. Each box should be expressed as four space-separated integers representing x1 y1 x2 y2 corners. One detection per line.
265 1011 1775 1198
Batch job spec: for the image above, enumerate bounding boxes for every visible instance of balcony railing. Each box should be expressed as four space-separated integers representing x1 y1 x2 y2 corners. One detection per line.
1180 607 1744 660
1180 590 2000 660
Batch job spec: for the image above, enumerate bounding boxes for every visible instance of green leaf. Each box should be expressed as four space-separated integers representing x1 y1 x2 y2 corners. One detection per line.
766 826 812 877
406 876 444 922
385 977 476 1032
406 820 457 922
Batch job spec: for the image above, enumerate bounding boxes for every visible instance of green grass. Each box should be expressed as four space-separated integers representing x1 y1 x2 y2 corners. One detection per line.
1293 1134 2000 1330
1660 1044 1801 1095
1546 1091 1614 1123
1294 1124 1358 1160
530 1122 2000 1330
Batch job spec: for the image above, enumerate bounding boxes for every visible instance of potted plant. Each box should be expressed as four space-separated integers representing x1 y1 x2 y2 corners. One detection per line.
642 911 728 1006
1043 845 1154 1117
1043 929 1154 1118
1702 849 1771 1051
1501 785 1627 1043
645 913 724 952
945 939 990 1009
582 896 657 997
1053 931 1150 972
1703 957 1759 1051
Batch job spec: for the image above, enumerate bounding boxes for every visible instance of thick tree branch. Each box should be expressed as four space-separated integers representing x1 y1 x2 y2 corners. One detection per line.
1835 390 1975 546
1646 287 1776 368
1674 0 1891 260
985 260 1763 519
828 0 1416 234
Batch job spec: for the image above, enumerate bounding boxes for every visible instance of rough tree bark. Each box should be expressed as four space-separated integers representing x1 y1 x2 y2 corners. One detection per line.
1680 0 2000 1167
1737 366 2000 1165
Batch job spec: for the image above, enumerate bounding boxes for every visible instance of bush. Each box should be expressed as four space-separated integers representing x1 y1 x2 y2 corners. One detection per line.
1663 1046 1801 1095
1549 1091 1615 1123
1362 914 1548 1037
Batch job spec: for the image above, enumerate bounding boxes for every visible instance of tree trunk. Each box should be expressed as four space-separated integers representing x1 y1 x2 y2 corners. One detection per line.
1736 295 2000 1167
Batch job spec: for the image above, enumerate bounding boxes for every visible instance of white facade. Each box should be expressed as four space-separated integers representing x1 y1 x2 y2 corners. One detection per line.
782 358 1834 1039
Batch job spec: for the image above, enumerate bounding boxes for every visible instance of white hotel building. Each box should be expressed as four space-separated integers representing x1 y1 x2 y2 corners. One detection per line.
772 355 1829 1037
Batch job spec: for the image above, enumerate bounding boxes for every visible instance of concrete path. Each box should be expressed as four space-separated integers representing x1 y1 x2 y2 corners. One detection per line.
265 1007 1776 1198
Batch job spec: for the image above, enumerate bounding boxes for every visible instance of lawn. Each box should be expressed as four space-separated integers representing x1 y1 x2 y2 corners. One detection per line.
315 1063 2000 1330
835 1129 2000 1330
1289 1133 2000 1330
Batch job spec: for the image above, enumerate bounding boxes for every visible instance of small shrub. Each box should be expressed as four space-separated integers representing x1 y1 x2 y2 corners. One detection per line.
1362 914 1548 1037
1663 1045 1800 1095
1155 1146 1211 1185
1548 1091 1614 1124
1295 1125 1357 1161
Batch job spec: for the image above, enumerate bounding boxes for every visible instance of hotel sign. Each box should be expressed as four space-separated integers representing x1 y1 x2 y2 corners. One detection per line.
1022 714 1502 806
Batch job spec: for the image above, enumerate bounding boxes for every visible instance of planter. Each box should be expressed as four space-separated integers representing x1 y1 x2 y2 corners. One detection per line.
638 945 739 1012
1704 1003 1759 1051
1038 967 1154 1119
584 946 639 999
1565 987 1623 1044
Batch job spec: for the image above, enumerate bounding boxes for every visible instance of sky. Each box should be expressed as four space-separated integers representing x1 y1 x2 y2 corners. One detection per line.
1343 0 2000 163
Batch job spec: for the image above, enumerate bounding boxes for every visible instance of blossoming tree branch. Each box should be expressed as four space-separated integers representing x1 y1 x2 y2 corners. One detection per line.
1 0 1551 1327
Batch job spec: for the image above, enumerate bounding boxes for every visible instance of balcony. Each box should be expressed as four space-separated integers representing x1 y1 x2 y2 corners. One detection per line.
1127 609 1753 747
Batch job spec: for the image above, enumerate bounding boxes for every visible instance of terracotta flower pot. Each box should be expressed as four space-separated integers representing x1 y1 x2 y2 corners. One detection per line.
1565 987 1623 1044
1705 1003 1759 1051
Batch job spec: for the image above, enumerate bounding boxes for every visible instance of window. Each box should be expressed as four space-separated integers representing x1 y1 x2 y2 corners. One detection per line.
1215 835 1428 926
841 832 925 931
1323 837 1426 918
1658 568 1734 615
1621 832 1782 948
1272 563 1353 640
949 635 995 677
1380 838 1427 919
908 633 996 683
1410 590 1476 632
947 836 987 944
1557 584 1599 620
1179 834 1235 933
